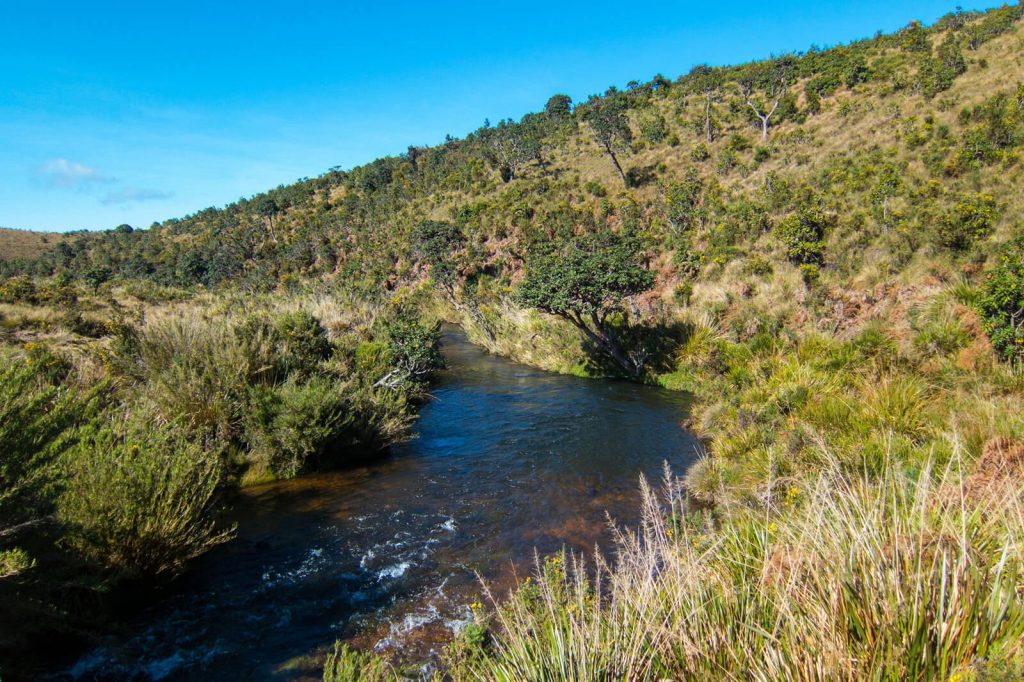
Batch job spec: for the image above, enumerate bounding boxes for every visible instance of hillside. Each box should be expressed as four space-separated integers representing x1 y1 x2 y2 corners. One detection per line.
2 6 1020 299
0 227 65 262
4 4 1024 680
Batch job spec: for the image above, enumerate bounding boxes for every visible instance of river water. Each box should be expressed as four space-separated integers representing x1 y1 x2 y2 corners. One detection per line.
65 329 699 680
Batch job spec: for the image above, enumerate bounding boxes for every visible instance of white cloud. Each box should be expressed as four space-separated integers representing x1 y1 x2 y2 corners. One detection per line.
101 186 174 205
35 158 115 189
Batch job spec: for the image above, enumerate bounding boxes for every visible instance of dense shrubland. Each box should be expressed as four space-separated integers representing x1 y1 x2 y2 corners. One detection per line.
3 3 1024 679
0 285 443 676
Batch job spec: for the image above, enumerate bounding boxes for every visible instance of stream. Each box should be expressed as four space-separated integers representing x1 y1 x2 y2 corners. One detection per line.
64 328 700 680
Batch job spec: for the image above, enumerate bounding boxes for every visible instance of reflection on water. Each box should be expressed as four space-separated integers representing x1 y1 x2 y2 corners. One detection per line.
65 328 699 680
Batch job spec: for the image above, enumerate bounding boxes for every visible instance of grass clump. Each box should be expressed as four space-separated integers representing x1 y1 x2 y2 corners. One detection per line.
323 642 394 681
452 460 1024 681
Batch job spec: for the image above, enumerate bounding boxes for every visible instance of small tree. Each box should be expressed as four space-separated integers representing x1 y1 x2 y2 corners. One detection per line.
937 193 998 250
411 220 495 341
482 121 541 182
256 196 280 244
377 310 445 389
776 199 833 266
545 94 573 119
582 91 633 185
516 232 655 377
739 57 794 141
689 64 723 143
411 220 464 301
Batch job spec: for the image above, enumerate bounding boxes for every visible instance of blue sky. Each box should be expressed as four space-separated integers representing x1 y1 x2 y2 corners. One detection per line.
0 1 994 232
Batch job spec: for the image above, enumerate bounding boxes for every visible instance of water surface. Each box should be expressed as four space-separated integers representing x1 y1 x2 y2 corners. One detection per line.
67 329 699 680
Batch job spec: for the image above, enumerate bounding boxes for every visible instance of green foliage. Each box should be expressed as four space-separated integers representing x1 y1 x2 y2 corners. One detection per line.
665 169 706 232
775 201 832 265
581 90 633 182
517 231 654 376
274 310 333 378
938 192 998 249
517 232 654 324
58 414 230 577
245 378 351 478
638 111 669 143
690 142 710 162
977 239 1024 361
544 94 573 118
412 220 464 294
380 310 445 388
917 33 968 99
323 642 393 681
0 350 98 553
0 275 38 304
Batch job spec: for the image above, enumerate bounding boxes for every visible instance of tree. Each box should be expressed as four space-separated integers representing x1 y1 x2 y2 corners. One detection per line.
516 232 655 377
376 309 445 389
411 220 464 300
739 57 795 141
582 91 633 185
482 121 541 182
411 220 495 341
256 196 280 244
689 64 723 143
545 94 573 118
775 197 833 265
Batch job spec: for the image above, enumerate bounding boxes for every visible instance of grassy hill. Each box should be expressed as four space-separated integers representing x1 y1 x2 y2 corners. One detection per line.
4 4 1024 680
0 227 64 262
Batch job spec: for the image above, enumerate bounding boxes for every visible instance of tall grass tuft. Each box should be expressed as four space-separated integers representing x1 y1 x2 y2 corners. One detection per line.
322 641 394 681
454 454 1024 681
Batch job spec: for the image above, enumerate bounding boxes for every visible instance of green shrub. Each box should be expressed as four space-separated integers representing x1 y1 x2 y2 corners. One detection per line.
638 112 669 143
354 341 392 383
0 351 99 564
58 415 231 577
23 341 71 384
775 203 832 265
938 193 998 249
977 240 1024 361
583 180 607 197
0 275 38 304
726 133 751 152
665 169 705 232
379 311 444 389
274 310 333 378
673 282 693 306
744 255 774 276
244 378 351 478
690 143 710 162
799 263 821 286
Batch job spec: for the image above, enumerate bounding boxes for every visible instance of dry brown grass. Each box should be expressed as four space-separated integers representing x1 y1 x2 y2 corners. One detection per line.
0 227 65 261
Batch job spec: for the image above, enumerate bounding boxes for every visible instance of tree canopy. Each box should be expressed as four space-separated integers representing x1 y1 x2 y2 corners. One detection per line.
516 231 654 376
